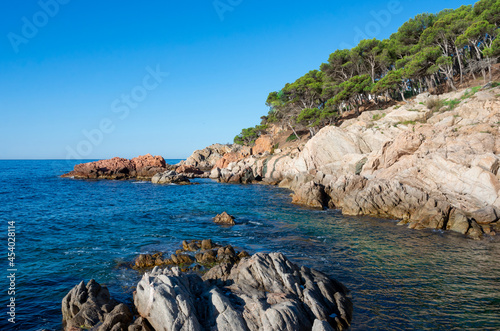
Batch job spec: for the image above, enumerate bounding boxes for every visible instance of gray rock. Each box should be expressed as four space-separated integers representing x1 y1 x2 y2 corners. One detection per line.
151 171 190 185
62 279 133 331
134 252 352 331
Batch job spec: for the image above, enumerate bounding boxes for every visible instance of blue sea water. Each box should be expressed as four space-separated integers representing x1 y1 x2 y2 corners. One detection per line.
0 159 499 330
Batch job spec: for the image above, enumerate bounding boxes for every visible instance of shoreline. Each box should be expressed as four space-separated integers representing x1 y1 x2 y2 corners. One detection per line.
62 85 500 240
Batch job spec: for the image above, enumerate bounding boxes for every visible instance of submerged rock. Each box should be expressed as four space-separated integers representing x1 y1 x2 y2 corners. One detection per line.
134 252 352 331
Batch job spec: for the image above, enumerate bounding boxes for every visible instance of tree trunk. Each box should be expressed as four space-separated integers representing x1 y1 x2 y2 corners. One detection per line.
288 122 300 140
308 127 315 138
400 91 407 102
488 57 492 82
455 44 464 85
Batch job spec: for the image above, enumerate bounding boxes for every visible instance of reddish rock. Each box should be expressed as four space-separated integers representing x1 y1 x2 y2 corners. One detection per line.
62 154 168 180
214 146 252 169
252 135 273 155
132 153 166 169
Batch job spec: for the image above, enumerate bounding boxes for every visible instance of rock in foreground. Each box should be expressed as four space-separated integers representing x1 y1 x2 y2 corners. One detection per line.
134 252 352 331
62 279 133 331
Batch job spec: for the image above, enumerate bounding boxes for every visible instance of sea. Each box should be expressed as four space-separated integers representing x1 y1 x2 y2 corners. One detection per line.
0 159 499 330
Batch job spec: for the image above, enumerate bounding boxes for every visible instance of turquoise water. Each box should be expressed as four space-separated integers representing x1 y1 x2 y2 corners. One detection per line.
0 160 499 330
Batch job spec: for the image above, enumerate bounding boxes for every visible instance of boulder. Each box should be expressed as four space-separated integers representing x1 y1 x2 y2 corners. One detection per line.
134 253 352 331
62 279 132 331
133 253 166 269
213 212 236 225
151 171 190 185
291 181 328 209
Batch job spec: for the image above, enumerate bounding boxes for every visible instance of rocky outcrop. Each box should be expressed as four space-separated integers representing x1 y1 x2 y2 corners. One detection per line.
62 279 133 331
214 145 252 169
175 165 204 177
151 171 190 185
180 144 240 170
64 243 351 330
134 252 352 331
132 239 248 271
209 86 500 238
213 212 236 225
252 134 274 155
62 154 171 180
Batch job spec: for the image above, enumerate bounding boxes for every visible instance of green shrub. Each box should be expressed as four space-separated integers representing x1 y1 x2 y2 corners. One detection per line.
461 86 481 100
395 120 416 126
286 133 298 142
426 97 443 112
372 113 386 121
442 98 461 111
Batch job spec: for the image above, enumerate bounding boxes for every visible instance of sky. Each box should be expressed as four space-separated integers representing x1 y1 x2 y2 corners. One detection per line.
0 0 475 160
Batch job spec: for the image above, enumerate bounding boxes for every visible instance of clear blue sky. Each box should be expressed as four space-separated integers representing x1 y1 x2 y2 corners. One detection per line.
0 0 474 159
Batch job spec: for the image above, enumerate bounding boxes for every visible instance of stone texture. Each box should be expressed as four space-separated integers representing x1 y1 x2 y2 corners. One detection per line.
134 252 352 331
151 171 190 185
62 154 169 180
175 165 204 175
214 145 252 169
291 181 328 209
206 86 500 238
62 279 132 331
180 144 241 170
252 134 274 155
213 212 236 225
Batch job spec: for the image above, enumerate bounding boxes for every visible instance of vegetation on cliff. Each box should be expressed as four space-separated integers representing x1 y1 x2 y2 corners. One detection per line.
235 0 499 144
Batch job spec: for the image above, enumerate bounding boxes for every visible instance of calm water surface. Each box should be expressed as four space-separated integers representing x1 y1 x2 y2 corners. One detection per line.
0 160 499 330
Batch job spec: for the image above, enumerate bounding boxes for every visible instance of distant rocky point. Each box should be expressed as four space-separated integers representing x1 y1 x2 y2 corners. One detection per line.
61 153 172 180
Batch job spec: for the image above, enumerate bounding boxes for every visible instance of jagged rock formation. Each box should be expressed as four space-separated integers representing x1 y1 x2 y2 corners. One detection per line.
134 252 352 331
61 279 134 331
63 251 351 330
179 144 245 171
62 154 171 180
207 86 500 238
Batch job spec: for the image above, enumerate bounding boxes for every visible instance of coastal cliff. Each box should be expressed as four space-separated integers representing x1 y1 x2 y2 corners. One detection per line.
207 86 500 239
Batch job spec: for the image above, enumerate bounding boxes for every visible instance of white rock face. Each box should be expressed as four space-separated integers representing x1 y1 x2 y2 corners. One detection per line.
201 86 500 237
134 253 352 331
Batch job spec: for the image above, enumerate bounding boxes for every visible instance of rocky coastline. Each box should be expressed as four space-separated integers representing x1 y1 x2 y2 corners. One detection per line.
62 86 500 239
193 86 500 239
62 240 352 331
